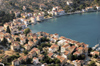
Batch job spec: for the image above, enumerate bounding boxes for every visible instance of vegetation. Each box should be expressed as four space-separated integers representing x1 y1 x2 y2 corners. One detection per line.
88 61 97 66
0 11 15 25
68 54 85 60
6 26 11 33
23 50 28 55
24 28 30 35
8 55 20 62
1 37 8 47
40 55 60 64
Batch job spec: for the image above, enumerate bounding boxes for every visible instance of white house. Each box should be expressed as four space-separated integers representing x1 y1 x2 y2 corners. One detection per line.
57 39 66 46
96 6 100 10
12 59 19 66
33 57 39 65
58 9 65 15
0 26 4 32
30 17 37 24
85 7 94 11
53 33 59 38
24 19 29 25
66 0 73 6
37 15 44 21
62 51 70 59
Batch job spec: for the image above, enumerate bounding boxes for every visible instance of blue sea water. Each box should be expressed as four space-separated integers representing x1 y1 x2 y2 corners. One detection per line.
28 12 100 47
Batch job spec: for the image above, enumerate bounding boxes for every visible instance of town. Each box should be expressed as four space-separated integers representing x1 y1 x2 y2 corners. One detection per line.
0 0 100 66
0 11 100 66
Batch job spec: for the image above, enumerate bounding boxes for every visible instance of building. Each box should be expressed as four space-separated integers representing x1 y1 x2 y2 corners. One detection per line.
12 59 19 66
85 7 94 11
66 0 73 6
49 44 59 52
37 15 44 21
30 17 37 24
96 6 100 10
33 57 39 65
24 44 31 50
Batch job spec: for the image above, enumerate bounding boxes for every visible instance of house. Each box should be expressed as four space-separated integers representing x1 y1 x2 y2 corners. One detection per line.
29 51 37 57
24 19 29 25
52 6 59 11
24 44 31 50
27 13 33 17
73 51 81 56
28 41 35 46
11 43 20 51
0 32 4 37
49 44 59 52
54 11 58 16
62 50 70 59
20 37 26 45
58 9 65 15
18 57 23 63
14 11 21 17
61 44 70 52
33 57 39 65
4 23 9 30
23 55 28 62
0 26 4 32
56 55 66 64
70 40 79 44
73 60 83 66
96 6 100 10
48 53 54 58
38 54 44 60
68 46 76 53
19 34 25 38
66 0 73 6
53 33 59 38
23 6 27 11
12 59 19 66
59 36 66 40
30 17 37 24
37 15 44 21
32 48 40 54
90 51 100 56
85 7 94 11
33 39 38 45
76 47 84 54
0 36 4 42
41 63 48 66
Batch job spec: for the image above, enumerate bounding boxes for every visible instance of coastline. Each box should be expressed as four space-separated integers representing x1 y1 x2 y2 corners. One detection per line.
28 10 100 27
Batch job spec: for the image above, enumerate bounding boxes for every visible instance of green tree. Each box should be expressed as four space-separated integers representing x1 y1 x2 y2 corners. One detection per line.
63 5 70 12
23 50 28 55
79 4 85 10
93 54 98 58
16 38 20 41
6 26 11 33
68 54 74 60
24 28 30 35
55 64 60 66
1 37 8 47
88 61 97 66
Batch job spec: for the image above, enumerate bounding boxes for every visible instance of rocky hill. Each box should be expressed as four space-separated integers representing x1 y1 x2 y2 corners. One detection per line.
0 0 67 12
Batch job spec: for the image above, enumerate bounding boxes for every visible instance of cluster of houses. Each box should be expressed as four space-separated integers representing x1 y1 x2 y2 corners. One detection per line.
0 18 100 66
48 6 65 16
0 5 100 66
82 6 100 12
14 6 65 25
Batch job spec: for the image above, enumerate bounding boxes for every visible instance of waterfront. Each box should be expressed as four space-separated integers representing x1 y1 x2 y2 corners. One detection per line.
28 12 100 47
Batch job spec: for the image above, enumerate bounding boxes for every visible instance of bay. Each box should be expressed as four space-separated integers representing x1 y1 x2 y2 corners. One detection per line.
28 12 100 47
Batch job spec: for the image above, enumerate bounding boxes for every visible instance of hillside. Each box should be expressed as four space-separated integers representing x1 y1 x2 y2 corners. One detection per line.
0 0 67 12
